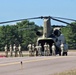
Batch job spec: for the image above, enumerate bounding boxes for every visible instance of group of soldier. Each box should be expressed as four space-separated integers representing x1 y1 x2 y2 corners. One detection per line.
4 42 65 57
4 44 22 57
27 43 55 56
28 42 65 56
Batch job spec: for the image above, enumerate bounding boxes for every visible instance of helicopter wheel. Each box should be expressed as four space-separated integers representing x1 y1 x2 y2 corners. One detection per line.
62 52 68 56
64 52 67 56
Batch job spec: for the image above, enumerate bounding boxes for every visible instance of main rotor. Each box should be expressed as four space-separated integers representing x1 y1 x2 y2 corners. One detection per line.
0 16 76 25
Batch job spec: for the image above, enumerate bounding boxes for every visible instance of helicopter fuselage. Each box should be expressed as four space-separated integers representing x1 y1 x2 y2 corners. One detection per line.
36 18 68 56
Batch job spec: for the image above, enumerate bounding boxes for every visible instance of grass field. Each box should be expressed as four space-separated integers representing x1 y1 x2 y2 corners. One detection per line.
52 69 76 75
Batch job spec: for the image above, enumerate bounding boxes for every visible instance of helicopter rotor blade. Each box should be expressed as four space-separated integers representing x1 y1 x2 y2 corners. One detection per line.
0 16 75 25
50 16 71 25
0 17 42 24
53 16 76 21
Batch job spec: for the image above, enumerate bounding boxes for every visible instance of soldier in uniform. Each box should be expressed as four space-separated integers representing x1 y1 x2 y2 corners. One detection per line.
4 44 8 57
47 44 50 56
60 42 64 55
35 45 39 56
44 43 48 56
28 43 32 56
38 44 42 56
13 44 17 57
32 44 35 56
10 44 13 57
51 43 56 56
18 44 22 57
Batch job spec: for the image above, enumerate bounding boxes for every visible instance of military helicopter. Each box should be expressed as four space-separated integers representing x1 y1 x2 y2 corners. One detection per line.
0 16 76 56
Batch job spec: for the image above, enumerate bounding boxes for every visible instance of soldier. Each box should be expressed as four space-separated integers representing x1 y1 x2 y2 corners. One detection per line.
10 44 13 57
51 43 56 56
60 42 64 55
4 44 8 57
18 44 22 57
32 44 35 56
47 44 50 56
35 45 39 56
38 44 42 56
13 44 16 52
28 43 32 56
13 44 17 57
44 43 48 56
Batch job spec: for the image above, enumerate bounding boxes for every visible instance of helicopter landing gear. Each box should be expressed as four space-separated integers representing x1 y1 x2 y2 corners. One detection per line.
62 52 67 56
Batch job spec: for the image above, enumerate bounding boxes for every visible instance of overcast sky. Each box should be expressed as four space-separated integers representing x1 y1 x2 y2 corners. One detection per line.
0 0 76 26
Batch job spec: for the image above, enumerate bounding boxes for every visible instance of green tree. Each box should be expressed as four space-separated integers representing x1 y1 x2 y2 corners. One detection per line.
68 22 76 49
61 22 76 49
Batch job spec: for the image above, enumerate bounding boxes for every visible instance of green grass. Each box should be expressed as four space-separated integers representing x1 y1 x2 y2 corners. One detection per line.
52 69 76 75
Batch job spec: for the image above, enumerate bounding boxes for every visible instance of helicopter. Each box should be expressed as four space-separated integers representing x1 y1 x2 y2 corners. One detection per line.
0 16 76 56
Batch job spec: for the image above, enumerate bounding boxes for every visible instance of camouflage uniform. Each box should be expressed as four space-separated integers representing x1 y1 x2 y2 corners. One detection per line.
32 44 35 56
18 44 22 57
60 43 64 55
52 43 56 56
47 44 50 56
5 45 8 57
10 45 13 57
44 43 48 56
38 44 42 56
13 44 17 57
28 44 32 56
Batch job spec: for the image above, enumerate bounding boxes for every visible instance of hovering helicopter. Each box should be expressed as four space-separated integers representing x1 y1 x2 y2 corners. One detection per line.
0 16 76 56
